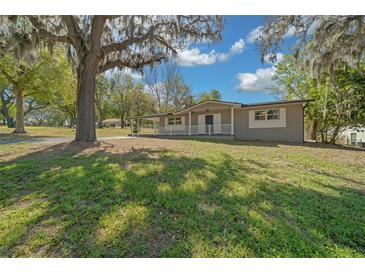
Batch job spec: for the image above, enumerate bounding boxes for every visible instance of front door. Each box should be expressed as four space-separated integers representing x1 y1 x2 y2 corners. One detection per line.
205 115 214 134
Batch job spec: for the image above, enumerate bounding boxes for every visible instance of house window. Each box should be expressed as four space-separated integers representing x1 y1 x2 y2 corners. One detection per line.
168 117 182 125
254 109 280 121
267 109 280 120
254 110 266 120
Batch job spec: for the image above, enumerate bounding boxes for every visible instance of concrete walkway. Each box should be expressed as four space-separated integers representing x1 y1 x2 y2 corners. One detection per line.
0 136 134 145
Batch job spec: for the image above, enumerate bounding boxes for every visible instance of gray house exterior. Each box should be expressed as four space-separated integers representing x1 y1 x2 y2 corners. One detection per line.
131 99 310 142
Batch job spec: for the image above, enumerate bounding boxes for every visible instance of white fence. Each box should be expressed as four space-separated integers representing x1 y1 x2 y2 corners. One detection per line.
135 124 233 136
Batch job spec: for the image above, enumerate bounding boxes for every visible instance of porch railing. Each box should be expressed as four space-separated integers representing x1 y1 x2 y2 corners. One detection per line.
134 124 233 136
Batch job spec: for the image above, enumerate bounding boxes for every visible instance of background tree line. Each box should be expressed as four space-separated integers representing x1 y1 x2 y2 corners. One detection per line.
0 15 223 140
0 50 222 130
273 55 365 143
259 16 365 143
2 16 364 143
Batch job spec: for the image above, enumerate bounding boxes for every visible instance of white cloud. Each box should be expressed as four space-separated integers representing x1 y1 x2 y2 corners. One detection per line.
246 25 297 44
218 38 245 62
230 38 245 54
176 38 245 67
236 67 276 92
264 53 284 64
104 67 142 80
246 26 263 44
123 68 143 80
175 48 218 67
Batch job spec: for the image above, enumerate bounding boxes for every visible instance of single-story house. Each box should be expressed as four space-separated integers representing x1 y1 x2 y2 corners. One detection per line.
102 118 122 127
131 99 311 142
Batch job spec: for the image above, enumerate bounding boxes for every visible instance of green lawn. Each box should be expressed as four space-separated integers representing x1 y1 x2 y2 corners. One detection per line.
0 138 364 257
0 125 130 140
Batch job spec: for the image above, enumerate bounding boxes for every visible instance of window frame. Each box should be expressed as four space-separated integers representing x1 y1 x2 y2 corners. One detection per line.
266 109 280 120
254 109 280 121
168 117 182 125
254 110 266 121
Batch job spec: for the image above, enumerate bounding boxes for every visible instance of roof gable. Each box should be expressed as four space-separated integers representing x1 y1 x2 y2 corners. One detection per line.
174 100 242 114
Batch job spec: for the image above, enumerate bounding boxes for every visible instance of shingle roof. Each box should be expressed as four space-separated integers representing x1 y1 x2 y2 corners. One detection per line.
130 99 313 119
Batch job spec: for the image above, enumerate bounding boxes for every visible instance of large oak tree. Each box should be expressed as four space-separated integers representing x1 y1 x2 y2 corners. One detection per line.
256 16 365 78
1 16 223 141
0 53 67 132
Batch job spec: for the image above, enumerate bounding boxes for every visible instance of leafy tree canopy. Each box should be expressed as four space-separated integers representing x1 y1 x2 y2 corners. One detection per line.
1 15 223 141
257 16 365 78
196 89 221 102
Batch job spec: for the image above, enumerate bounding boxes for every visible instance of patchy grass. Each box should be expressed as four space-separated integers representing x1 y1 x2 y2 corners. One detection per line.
0 138 364 257
0 125 130 140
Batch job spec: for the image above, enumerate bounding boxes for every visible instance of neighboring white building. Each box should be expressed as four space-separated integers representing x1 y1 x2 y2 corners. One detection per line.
339 126 365 147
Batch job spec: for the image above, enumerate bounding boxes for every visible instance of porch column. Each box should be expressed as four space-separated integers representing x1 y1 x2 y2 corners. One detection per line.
231 106 234 135
188 111 191 135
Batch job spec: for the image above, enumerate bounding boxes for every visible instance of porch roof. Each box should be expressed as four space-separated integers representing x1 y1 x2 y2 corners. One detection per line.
130 100 241 120
174 100 242 115
130 112 173 120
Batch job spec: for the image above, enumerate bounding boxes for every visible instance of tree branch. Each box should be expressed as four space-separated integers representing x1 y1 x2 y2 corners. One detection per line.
98 55 166 73
102 38 140 56
61 16 83 50
102 22 167 56
24 100 48 116
90 16 107 55
28 16 69 43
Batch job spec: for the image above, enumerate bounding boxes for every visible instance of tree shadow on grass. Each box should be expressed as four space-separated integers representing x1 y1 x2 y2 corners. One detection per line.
147 135 365 152
0 141 364 257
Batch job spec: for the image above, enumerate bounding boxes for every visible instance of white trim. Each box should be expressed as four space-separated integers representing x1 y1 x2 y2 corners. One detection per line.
165 116 185 130
243 102 305 110
188 111 191 135
249 108 286 128
198 114 205 134
197 113 222 134
231 107 234 135
174 100 241 115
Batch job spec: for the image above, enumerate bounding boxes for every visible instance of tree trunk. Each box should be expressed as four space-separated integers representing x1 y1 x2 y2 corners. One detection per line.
67 116 73 128
0 97 15 128
14 87 26 133
330 125 341 144
309 120 318 141
6 117 15 128
0 107 15 128
75 63 97 142
68 112 76 128
320 129 325 143
120 115 125 129
98 117 103 129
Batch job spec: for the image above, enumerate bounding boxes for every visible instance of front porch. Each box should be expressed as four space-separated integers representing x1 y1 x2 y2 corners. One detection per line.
132 123 233 136
130 100 240 137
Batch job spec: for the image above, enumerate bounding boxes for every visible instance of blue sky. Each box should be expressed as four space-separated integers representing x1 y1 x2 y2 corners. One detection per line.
171 15 294 104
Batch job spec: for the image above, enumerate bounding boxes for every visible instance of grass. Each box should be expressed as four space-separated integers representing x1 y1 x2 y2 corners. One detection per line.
0 138 364 257
0 126 130 141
